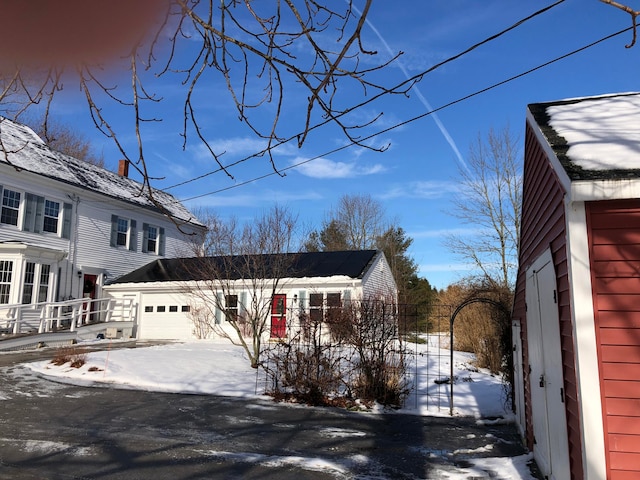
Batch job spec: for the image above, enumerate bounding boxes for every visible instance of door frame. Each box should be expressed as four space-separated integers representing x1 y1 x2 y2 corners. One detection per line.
270 294 287 339
526 248 570 480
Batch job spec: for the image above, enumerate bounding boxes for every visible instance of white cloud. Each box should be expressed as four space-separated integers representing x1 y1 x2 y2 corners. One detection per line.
192 137 298 161
292 157 386 179
381 180 460 200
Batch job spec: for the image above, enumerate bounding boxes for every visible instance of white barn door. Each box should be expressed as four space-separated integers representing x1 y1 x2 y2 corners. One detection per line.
526 249 570 480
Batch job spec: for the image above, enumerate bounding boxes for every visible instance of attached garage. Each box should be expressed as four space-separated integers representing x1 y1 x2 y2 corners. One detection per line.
104 250 397 343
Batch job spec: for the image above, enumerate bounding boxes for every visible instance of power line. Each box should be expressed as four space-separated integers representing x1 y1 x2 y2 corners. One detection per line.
165 1 566 191
178 25 633 204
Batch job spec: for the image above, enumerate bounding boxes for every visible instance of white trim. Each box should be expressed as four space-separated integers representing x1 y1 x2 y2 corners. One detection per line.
565 199 607 480
572 178 640 202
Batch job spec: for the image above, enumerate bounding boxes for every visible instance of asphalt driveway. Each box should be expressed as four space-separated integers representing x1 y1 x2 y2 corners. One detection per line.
0 345 536 479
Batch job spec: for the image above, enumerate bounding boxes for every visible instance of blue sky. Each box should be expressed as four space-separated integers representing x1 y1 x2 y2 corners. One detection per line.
46 1 640 289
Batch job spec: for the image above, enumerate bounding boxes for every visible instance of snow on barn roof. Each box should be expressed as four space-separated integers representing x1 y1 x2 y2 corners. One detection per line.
0 117 203 226
528 92 640 181
109 250 380 284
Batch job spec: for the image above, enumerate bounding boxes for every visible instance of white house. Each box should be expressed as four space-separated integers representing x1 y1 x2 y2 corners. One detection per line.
0 117 205 313
104 250 397 341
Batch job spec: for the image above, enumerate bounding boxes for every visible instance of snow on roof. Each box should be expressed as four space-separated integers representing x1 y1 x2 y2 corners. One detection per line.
529 92 640 181
0 117 203 226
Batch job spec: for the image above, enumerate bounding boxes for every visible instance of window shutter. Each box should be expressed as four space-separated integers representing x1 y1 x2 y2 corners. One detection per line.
110 215 118 247
239 291 248 319
61 203 72 239
158 227 166 256
129 219 137 251
343 289 351 308
34 195 44 233
215 292 224 324
298 290 307 309
23 193 36 232
142 223 149 253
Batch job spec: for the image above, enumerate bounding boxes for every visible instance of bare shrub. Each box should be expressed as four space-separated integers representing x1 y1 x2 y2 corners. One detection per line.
342 300 410 406
51 347 87 368
265 298 411 408
266 338 343 406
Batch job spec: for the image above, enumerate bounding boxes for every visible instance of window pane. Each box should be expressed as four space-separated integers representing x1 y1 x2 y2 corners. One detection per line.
37 264 50 303
117 218 128 246
43 200 60 233
0 260 13 304
147 225 158 253
309 293 323 323
22 262 35 304
1 189 20 226
225 294 238 321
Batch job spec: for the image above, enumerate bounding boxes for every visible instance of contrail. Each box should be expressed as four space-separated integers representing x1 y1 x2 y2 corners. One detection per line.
351 2 469 173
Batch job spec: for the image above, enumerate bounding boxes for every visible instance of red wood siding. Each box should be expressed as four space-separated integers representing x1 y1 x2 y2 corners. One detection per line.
587 200 640 480
512 121 584 479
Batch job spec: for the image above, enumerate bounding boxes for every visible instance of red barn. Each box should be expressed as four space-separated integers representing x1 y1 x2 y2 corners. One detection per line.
513 92 640 480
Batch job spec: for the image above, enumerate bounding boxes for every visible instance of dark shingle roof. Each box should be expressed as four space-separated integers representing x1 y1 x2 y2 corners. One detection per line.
109 250 379 284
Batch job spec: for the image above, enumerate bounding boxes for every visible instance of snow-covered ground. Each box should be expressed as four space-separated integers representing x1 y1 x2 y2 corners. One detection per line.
25 338 537 479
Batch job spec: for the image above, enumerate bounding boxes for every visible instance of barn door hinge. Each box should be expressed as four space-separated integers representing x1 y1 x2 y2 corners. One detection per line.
553 290 557 304
539 374 545 388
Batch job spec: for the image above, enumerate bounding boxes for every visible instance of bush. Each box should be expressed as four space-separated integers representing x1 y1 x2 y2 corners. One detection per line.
264 298 411 409
51 347 87 368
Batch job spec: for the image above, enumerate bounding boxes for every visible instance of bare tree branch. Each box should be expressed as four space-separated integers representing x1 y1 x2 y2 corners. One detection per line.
445 127 522 290
0 1 396 219
600 0 640 47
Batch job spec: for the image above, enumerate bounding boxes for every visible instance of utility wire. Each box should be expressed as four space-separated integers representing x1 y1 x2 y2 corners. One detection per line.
165 1 566 191
178 25 633 203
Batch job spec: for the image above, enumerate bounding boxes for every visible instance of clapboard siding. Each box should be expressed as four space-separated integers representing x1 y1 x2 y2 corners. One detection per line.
512 121 584 479
588 199 640 480
75 197 198 282
361 252 397 300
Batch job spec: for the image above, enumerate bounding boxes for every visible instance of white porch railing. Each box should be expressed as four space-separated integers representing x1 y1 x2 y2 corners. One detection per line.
0 297 135 336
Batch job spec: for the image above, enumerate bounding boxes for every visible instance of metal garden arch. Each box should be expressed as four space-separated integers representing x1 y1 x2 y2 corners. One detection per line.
448 297 506 416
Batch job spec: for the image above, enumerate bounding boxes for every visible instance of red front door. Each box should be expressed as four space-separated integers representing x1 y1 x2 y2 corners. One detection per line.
270 294 286 338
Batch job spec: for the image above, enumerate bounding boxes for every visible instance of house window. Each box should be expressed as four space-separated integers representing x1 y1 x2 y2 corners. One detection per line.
181 305 191 312
169 305 178 312
309 293 323 323
308 293 342 323
157 306 166 312
144 306 153 313
43 200 60 233
326 292 342 323
225 294 238 321
0 260 13 304
1 189 20 226
22 262 36 304
0 187 70 238
22 262 52 304
38 264 50 303
117 218 129 246
142 223 165 255
110 215 137 251
146 225 157 252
